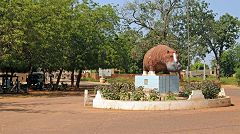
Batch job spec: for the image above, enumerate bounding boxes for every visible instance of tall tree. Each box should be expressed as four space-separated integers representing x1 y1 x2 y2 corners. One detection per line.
196 13 239 79
122 0 181 41
220 44 240 77
67 1 119 87
121 0 215 70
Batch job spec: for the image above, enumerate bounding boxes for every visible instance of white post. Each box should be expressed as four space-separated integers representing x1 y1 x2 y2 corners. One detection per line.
84 90 88 106
95 90 102 99
148 71 156 76
142 71 148 76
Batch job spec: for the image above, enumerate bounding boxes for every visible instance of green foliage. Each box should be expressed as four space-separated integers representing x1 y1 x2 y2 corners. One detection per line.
235 68 240 86
220 77 238 85
95 82 163 101
0 0 239 84
201 81 221 99
166 92 177 101
119 88 130 101
81 77 98 82
183 81 221 99
121 0 239 74
149 90 160 101
221 44 240 77
183 76 238 85
95 85 120 100
94 82 135 100
191 60 209 71
0 0 119 77
107 77 134 84
130 87 145 101
203 14 239 79
113 30 143 73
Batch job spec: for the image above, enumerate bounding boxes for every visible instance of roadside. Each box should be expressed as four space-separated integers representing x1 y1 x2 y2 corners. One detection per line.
0 85 240 134
0 81 108 98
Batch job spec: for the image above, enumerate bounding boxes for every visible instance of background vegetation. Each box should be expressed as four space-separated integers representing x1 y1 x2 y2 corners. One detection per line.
0 0 239 87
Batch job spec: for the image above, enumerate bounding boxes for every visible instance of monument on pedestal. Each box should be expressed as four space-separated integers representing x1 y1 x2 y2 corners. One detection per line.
135 44 181 93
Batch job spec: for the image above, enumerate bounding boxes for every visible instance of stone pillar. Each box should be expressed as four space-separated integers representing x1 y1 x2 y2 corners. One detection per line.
218 88 226 97
142 71 148 76
84 90 88 106
188 90 205 100
95 90 102 100
148 71 156 76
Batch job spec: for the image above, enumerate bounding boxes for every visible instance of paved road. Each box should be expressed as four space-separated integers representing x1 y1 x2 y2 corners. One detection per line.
0 85 240 134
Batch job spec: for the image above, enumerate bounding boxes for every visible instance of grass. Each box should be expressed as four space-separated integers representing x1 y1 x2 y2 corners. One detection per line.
184 76 238 85
106 77 134 83
220 77 238 85
0 91 83 98
81 75 238 86
107 76 238 86
81 77 99 82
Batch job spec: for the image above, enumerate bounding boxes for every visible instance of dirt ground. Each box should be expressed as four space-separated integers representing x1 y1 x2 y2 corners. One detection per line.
0 85 240 134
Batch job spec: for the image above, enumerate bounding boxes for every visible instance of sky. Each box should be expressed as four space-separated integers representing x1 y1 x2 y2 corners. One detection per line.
95 0 240 18
95 0 240 65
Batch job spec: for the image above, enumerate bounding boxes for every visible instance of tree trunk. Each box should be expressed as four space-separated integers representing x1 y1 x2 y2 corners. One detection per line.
43 70 46 84
216 62 220 80
28 63 33 75
5 70 8 85
56 69 63 86
76 69 82 88
213 50 221 81
49 71 53 84
178 71 183 82
10 70 14 82
71 70 74 87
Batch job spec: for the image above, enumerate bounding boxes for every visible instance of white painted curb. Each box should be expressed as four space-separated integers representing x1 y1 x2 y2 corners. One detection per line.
93 97 231 110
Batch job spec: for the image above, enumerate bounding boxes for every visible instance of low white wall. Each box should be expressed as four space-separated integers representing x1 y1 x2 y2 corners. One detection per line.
93 97 231 110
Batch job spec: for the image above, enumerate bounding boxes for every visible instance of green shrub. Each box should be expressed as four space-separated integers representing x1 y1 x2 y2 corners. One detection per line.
95 85 120 100
182 82 201 97
95 83 159 101
235 68 240 86
200 81 221 99
107 77 134 84
183 80 220 99
148 90 160 101
95 82 135 100
119 89 130 100
130 87 146 101
166 92 177 100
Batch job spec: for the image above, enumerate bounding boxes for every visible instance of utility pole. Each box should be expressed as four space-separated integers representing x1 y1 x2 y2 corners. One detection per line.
203 59 206 80
187 0 190 83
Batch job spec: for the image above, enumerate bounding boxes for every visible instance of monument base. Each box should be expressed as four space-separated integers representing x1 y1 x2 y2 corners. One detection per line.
135 75 179 93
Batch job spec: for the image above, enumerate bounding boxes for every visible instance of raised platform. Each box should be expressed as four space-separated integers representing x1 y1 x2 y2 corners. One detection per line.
93 97 231 110
135 75 179 93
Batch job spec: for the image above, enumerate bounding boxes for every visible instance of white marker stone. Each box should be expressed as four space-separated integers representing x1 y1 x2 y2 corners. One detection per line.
188 90 205 100
218 88 226 97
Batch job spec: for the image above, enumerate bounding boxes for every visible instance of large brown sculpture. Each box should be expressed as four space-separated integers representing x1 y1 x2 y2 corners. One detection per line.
143 44 181 75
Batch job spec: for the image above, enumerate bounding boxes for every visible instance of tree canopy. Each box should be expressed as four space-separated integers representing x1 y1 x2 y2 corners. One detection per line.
0 0 239 84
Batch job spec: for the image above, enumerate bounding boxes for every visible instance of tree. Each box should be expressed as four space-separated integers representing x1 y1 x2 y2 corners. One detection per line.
113 29 143 73
120 0 216 71
196 13 239 79
0 0 121 88
191 58 209 71
121 0 189 71
220 44 240 77
66 1 119 87
0 0 30 76
122 0 182 41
